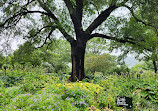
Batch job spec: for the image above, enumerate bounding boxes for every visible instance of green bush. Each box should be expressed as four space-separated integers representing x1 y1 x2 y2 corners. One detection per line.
0 76 23 87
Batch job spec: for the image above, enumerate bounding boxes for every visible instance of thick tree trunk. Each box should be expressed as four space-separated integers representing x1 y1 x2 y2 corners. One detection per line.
153 60 157 73
70 40 86 82
70 37 87 82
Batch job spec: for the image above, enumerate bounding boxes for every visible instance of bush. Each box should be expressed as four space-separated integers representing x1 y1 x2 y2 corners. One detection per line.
0 76 23 87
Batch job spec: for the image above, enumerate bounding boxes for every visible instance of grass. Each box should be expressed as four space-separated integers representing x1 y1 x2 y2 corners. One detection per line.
0 69 158 111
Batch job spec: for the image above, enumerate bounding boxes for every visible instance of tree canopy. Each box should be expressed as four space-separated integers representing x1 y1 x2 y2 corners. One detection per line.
0 0 158 81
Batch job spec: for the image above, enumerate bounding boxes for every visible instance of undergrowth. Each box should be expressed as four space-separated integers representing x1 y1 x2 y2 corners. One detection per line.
0 69 158 111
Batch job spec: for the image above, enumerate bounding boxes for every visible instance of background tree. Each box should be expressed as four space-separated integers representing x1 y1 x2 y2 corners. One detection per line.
85 53 117 74
0 0 157 81
38 39 71 73
11 42 42 67
86 38 107 55
9 39 71 73
131 61 157 73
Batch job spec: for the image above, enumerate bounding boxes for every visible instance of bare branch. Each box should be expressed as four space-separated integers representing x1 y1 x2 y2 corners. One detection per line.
86 4 118 34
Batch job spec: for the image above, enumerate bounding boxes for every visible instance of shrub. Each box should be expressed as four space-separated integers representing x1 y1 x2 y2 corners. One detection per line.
0 76 23 87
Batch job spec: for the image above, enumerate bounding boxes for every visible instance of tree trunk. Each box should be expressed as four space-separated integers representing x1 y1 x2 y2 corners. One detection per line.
70 38 87 82
153 60 157 73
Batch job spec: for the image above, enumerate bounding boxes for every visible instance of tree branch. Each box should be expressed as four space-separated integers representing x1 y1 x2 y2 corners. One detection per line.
76 0 83 27
37 0 58 21
25 25 56 39
90 33 151 51
63 0 82 35
0 9 73 43
37 0 74 43
36 27 54 48
57 26 74 43
124 5 157 31
0 0 74 43
86 4 118 34
63 0 75 14
0 10 51 28
90 33 135 44
25 0 35 6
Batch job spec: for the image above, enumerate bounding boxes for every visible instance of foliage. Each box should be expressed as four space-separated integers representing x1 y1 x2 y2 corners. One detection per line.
106 6 158 73
0 53 4 69
85 53 117 74
11 42 42 67
86 38 107 54
112 63 130 75
1 68 158 110
131 61 157 72
2 39 71 73
38 39 71 73
0 75 23 87
2 64 12 70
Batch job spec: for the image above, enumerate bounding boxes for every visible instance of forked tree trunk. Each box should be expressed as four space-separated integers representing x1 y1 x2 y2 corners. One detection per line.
70 38 87 82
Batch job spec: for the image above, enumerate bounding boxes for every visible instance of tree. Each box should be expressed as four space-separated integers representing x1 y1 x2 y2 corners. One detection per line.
0 0 157 81
131 61 157 72
85 53 117 74
107 13 158 73
11 41 42 67
10 39 71 72
86 38 107 54
38 39 71 73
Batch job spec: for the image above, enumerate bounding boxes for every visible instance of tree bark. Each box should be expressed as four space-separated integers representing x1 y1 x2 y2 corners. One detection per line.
153 60 157 73
70 33 88 82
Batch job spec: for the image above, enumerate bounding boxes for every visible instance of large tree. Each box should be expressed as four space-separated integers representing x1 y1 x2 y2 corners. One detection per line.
0 0 157 81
